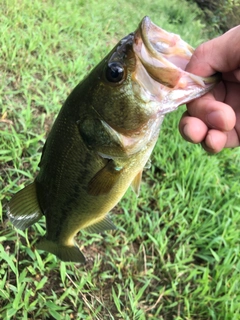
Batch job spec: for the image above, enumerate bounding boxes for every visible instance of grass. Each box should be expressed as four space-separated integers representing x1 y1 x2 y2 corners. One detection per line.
189 0 240 34
1 0 240 319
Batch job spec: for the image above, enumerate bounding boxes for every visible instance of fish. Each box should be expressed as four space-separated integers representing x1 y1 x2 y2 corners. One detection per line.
8 17 220 263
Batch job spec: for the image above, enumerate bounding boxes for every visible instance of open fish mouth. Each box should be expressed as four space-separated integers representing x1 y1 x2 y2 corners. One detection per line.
133 16 220 113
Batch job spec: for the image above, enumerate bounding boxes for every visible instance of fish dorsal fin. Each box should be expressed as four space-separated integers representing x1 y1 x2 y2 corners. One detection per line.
8 182 43 230
84 216 116 233
88 160 123 196
131 170 143 196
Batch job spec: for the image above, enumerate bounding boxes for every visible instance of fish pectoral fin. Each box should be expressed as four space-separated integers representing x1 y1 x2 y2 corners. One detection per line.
131 170 143 197
8 182 43 230
87 160 123 196
84 215 116 233
37 239 85 263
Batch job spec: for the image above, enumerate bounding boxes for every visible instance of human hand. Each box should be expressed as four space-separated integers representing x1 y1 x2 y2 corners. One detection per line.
179 26 240 153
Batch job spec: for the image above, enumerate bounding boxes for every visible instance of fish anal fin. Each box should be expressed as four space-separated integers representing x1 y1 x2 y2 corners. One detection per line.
88 160 123 196
37 239 85 263
84 215 116 233
8 182 43 230
131 170 143 196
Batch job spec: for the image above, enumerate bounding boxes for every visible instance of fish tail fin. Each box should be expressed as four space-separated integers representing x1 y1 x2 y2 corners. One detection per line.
36 239 86 263
8 182 43 230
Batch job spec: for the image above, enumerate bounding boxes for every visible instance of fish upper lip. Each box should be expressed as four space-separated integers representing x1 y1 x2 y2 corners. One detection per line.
134 16 195 77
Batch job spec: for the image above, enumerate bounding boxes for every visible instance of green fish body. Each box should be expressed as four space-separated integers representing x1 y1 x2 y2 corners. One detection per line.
8 17 220 262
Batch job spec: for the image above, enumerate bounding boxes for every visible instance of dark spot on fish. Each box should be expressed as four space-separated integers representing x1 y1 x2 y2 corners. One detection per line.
74 192 79 199
73 184 79 193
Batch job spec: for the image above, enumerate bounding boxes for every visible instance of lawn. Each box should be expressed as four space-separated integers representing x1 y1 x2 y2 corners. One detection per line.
1 0 240 319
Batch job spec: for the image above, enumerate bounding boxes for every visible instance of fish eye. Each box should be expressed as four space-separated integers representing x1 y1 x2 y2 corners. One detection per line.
105 62 125 83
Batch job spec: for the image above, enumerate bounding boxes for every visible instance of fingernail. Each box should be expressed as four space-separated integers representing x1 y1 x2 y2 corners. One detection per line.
201 141 215 154
206 111 224 128
182 124 193 142
203 135 215 153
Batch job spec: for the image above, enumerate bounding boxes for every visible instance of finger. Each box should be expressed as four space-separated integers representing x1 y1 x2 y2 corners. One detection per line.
224 129 240 148
202 130 228 153
202 128 240 153
223 69 240 83
186 94 236 132
179 112 208 143
224 81 240 111
186 26 240 76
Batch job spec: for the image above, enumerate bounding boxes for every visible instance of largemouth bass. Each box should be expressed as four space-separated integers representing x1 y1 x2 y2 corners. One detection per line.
8 17 220 262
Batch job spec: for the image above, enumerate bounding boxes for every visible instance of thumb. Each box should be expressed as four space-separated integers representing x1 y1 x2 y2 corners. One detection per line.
186 26 240 77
